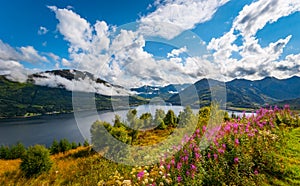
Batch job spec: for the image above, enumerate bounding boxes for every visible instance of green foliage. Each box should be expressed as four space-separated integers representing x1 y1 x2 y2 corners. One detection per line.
71 142 78 149
0 145 11 159
0 142 26 160
164 109 177 127
20 145 52 177
9 142 26 159
139 112 153 129
178 106 194 127
113 115 124 128
58 138 72 153
154 109 166 129
83 139 90 147
90 121 113 151
50 139 59 154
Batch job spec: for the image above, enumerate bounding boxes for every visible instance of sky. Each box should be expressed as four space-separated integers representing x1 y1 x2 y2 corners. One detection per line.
1 0 300 88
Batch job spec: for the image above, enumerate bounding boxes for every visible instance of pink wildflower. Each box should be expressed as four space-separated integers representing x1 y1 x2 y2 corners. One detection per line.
235 138 239 146
234 157 239 164
137 170 144 179
177 176 182 183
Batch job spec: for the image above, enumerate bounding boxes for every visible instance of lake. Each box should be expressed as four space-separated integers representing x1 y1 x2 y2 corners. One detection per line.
0 105 253 147
0 105 185 147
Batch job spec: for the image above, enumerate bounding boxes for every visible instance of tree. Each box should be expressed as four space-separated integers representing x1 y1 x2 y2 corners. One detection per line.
164 110 177 127
90 121 112 151
0 145 10 159
139 112 153 129
154 109 166 130
83 139 90 147
59 138 71 153
10 142 26 159
126 109 141 144
50 139 59 154
20 145 52 177
113 114 123 128
71 142 78 149
178 106 194 127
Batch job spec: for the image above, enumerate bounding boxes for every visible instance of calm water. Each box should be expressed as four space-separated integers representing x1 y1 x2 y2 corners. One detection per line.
0 105 185 147
0 105 252 147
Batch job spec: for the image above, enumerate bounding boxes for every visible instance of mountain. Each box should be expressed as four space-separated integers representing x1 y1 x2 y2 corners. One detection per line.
167 78 226 108
273 98 300 110
167 76 300 109
28 69 128 96
0 70 146 118
131 84 191 100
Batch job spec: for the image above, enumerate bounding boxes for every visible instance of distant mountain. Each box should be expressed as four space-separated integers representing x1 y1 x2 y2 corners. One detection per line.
131 84 191 100
167 78 226 108
28 69 128 96
273 98 300 110
167 76 300 109
0 70 146 118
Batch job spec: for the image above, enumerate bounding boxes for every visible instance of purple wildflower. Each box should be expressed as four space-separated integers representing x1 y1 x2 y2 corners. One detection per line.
191 164 196 170
235 138 239 146
234 157 239 164
137 170 144 179
213 153 218 160
177 176 182 183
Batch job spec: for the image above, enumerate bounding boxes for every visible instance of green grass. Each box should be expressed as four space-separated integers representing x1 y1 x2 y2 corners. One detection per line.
268 127 300 185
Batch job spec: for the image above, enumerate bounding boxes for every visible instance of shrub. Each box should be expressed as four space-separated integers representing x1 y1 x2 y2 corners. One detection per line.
50 139 59 154
9 142 26 159
20 145 52 177
59 138 71 153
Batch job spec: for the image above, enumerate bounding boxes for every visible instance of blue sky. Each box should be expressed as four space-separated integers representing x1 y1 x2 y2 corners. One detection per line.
1 0 300 88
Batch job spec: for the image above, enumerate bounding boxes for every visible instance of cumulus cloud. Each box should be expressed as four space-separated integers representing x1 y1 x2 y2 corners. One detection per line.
48 6 93 52
20 46 48 63
49 6 220 88
0 40 52 82
33 72 130 96
139 0 230 39
167 46 187 58
233 0 300 39
208 0 300 81
38 26 48 35
0 59 28 82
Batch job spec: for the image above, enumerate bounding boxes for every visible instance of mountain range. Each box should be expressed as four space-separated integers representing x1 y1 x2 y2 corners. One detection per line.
0 70 146 118
0 69 299 118
168 76 300 110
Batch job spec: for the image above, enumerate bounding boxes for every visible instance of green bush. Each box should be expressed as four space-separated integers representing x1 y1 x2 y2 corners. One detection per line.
50 139 59 154
9 142 26 159
20 145 52 177
58 138 71 153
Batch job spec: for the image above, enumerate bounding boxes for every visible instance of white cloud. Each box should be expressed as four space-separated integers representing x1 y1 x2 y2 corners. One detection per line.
38 26 48 35
0 59 28 82
0 40 51 82
33 72 130 96
48 4 229 88
208 0 300 81
61 58 71 67
0 40 22 61
20 46 49 63
47 52 60 62
233 0 300 39
139 0 230 39
167 46 187 58
48 6 93 52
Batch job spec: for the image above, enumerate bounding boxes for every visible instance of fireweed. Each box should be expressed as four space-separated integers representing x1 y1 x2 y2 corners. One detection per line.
129 106 298 185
